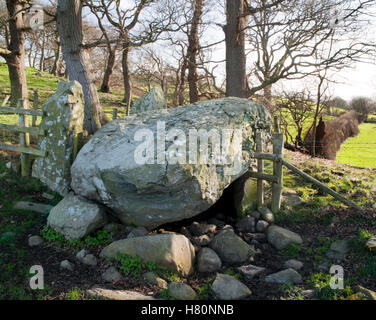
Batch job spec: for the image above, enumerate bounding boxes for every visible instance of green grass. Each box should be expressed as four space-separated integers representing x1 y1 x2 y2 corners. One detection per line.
336 123 376 169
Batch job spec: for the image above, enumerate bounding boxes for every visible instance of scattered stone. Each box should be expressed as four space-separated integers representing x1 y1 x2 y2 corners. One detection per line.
356 285 376 300
244 233 266 242
179 227 191 238
189 222 216 236
47 193 107 240
250 211 261 219
144 272 168 289
267 225 303 250
365 237 376 251
86 287 155 300
168 282 197 300
32 80 84 196
192 235 212 246
14 201 53 215
284 259 303 270
71 97 273 229
76 249 87 261
222 225 234 231
210 229 254 264
41 193 55 201
256 220 269 233
258 207 274 224
60 260 74 271
265 268 302 284
82 254 97 266
301 289 315 299
197 248 222 273
237 264 266 280
326 239 350 261
212 274 252 300
130 86 166 115
207 218 225 227
100 234 195 276
102 267 122 283
282 190 303 208
28 235 44 247
127 227 148 239
235 216 256 233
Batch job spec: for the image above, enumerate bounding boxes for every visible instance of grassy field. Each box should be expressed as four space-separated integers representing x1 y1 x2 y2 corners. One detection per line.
336 122 376 169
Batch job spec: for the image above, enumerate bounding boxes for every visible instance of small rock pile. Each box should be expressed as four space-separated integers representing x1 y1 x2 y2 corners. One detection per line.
76 206 307 300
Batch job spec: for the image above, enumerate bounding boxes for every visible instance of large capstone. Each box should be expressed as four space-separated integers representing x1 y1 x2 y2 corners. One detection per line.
130 87 166 115
32 81 84 196
71 97 272 228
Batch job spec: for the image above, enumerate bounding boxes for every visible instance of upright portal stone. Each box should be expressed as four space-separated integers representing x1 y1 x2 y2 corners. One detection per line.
32 81 84 196
130 87 166 115
71 97 272 228
233 175 258 216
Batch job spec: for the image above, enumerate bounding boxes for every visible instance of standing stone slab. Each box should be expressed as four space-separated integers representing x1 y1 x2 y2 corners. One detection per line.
130 87 167 115
47 193 107 240
71 97 273 228
233 174 258 216
100 234 195 276
33 81 84 196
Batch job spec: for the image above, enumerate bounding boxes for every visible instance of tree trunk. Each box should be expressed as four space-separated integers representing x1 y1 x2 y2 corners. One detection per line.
57 0 107 134
187 0 203 104
122 42 132 115
263 84 272 113
39 30 46 72
101 46 116 93
178 59 188 106
3 0 28 107
224 0 247 98
51 38 61 76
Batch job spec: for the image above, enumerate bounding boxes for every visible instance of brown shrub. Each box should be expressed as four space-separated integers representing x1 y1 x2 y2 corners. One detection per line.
304 111 361 160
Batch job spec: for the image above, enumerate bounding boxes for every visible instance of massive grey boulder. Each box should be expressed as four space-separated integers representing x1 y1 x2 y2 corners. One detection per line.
33 81 84 196
47 193 107 240
130 87 166 115
100 234 195 276
71 97 272 228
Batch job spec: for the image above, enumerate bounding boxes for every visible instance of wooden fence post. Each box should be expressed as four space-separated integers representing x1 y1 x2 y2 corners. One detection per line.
271 117 284 214
256 132 264 209
32 90 39 127
18 99 31 177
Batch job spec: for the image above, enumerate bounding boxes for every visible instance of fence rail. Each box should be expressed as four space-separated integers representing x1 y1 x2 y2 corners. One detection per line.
0 92 46 176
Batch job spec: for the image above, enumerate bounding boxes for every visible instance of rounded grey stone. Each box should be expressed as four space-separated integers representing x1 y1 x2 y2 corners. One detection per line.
168 282 197 300
197 248 222 273
28 235 44 247
102 266 122 282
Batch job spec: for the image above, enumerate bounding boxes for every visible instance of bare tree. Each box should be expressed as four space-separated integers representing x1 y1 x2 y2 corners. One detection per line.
57 0 107 134
246 0 375 110
85 0 176 114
